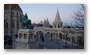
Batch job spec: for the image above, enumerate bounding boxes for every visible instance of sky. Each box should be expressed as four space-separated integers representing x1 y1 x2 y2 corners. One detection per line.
19 4 81 25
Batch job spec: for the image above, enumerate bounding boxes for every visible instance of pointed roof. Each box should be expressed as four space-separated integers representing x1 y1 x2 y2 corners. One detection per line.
43 18 50 27
54 9 62 22
4 4 23 12
46 18 50 25
43 19 46 26
44 19 46 24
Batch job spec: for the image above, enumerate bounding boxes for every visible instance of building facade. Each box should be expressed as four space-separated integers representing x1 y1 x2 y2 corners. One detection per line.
4 4 23 37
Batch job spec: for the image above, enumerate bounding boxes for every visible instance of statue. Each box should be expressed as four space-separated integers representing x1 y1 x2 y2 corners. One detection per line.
20 13 32 29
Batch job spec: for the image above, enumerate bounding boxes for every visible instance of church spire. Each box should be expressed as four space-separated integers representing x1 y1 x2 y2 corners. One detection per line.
53 9 63 28
46 18 49 25
54 8 62 23
43 18 50 27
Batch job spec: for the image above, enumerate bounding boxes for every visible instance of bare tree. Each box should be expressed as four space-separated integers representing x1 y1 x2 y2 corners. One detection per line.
72 4 84 28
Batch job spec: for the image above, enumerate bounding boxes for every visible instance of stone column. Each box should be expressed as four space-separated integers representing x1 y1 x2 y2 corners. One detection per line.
54 33 56 39
14 12 17 36
19 13 21 29
8 11 11 36
56 24 58 28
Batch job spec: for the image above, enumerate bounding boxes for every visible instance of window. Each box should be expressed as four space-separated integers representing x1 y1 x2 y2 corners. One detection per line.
15 34 18 39
17 20 19 28
58 24 60 28
4 19 8 28
19 33 22 38
12 12 14 17
16 13 19 18
24 34 27 39
20 13 22 18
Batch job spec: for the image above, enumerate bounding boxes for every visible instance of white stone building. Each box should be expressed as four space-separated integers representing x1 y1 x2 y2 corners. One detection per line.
14 9 84 49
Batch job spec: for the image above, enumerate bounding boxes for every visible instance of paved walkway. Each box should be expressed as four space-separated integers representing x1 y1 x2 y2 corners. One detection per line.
41 36 82 49
10 35 83 49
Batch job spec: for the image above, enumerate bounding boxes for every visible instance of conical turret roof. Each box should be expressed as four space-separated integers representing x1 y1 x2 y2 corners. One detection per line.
54 9 62 23
46 18 50 25
43 18 50 27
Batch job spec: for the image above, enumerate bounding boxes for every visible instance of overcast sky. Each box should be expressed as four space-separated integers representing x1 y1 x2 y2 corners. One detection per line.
19 4 81 25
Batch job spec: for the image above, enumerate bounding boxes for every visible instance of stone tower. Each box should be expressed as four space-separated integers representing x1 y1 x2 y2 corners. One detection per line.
53 9 63 28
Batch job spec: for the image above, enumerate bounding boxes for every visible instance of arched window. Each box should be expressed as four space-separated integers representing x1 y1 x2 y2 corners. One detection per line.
12 12 14 17
16 13 19 18
20 14 22 18
24 34 27 39
17 20 19 28
59 33 62 39
19 33 22 38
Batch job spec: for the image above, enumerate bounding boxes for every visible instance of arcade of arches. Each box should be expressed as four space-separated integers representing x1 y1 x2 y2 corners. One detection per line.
35 29 84 46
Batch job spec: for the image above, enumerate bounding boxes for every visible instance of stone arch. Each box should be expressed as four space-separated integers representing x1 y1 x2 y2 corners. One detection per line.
34 29 45 40
34 29 45 35
36 31 44 36
46 32 50 34
58 33 62 40
35 31 44 42
45 31 51 39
